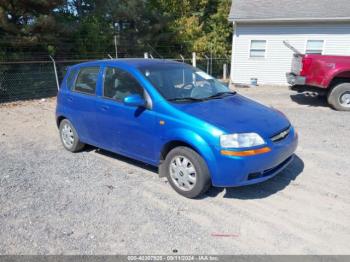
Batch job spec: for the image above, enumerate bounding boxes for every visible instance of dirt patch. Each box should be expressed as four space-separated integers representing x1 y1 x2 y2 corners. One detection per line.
0 86 349 254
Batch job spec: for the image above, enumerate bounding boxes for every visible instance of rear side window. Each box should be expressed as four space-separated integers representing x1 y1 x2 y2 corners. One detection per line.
103 67 143 101
74 67 100 95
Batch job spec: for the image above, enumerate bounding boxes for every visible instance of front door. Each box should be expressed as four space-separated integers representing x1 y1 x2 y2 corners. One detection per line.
95 66 157 164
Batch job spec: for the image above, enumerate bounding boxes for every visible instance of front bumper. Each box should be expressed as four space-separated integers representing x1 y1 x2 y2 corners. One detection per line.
210 127 298 187
286 73 306 86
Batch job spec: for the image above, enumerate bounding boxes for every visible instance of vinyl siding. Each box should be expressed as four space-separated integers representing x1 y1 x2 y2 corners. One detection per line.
230 23 350 85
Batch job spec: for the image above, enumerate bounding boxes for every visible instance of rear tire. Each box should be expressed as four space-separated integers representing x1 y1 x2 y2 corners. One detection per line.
327 83 350 111
59 119 85 152
162 146 211 198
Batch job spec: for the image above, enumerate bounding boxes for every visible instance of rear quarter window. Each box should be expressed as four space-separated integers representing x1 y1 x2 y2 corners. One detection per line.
66 68 78 90
73 67 100 95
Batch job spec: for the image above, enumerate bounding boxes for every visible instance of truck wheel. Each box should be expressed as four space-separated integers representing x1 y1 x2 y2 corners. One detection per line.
59 119 85 152
328 83 350 111
162 146 211 199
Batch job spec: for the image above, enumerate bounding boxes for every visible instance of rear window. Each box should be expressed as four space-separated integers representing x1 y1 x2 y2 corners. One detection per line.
73 67 100 95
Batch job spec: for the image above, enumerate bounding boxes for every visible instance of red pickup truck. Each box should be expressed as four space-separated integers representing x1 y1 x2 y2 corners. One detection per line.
286 51 350 111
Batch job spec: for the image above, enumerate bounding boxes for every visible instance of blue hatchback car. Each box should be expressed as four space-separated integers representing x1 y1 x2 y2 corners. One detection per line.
56 59 298 198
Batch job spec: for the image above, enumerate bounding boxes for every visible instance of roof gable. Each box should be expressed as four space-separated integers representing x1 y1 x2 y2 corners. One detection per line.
229 0 350 22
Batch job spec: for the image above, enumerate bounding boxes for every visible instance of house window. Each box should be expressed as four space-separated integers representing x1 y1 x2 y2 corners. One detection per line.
306 40 324 54
250 40 266 58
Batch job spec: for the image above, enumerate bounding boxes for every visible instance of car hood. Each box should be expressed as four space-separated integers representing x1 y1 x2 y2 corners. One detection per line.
173 94 290 137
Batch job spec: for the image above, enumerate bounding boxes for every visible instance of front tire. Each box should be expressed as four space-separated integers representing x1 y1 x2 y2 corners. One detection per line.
162 146 211 198
327 83 350 111
59 119 85 152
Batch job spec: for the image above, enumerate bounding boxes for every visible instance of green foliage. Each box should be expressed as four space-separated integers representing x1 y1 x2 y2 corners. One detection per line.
205 0 233 56
149 0 232 57
0 0 232 60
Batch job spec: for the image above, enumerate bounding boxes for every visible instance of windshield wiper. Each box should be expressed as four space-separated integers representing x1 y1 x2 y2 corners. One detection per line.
167 91 236 103
167 97 204 103
204 91 236 100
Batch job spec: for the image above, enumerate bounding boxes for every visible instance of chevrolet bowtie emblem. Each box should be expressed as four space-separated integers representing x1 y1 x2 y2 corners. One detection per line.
271 128 290 142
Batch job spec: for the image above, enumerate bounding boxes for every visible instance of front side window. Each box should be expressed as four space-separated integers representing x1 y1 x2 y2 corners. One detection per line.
74 67 100 95
139 63 233 102
250 40 266 58
103 67 144 101
306 40 324 54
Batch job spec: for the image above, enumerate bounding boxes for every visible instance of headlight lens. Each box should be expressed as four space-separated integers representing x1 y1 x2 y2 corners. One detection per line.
220 133 265 148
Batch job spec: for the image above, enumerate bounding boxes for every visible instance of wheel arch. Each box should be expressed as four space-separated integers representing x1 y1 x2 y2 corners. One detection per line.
160 140 200 161
158 129 217 178
327 70 350 91
56 115 67 128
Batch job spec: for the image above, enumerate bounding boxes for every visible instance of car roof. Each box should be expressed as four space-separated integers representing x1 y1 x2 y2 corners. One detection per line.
70 58 184 69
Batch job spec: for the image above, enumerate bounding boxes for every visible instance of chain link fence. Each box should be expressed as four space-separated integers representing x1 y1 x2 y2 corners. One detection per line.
0 62 56 102
0 60 87 103
196 58 230 79
0 56 230 103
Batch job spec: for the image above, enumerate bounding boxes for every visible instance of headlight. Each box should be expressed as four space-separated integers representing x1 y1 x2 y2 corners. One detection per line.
220 133 265 148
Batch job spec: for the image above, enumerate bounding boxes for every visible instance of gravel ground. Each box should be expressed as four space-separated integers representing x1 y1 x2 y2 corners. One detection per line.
0 86 349 255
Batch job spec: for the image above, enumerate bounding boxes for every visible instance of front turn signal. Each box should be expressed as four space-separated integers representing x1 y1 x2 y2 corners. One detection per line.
221 147 271 157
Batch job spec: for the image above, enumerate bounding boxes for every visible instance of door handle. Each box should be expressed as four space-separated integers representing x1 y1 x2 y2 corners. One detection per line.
101 105 109 111
67 97 73 102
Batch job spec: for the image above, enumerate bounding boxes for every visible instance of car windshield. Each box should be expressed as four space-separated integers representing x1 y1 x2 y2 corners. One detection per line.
139 63 234 102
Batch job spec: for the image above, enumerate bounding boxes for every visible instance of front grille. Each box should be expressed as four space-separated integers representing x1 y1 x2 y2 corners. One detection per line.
270 126 290 142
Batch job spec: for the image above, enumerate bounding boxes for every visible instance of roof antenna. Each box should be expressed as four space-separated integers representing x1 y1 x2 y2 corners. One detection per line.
107 54 113 59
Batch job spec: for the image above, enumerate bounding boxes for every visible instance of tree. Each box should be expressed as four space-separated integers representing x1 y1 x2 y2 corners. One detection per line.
0 0 233 60
203 0 232 56
0 0 66 59
148 0 232 57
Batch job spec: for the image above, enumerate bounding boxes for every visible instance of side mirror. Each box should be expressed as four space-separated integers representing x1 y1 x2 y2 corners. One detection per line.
123 94 146 107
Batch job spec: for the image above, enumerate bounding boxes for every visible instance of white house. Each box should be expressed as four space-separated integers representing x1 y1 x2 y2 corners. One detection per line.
228 0 350 85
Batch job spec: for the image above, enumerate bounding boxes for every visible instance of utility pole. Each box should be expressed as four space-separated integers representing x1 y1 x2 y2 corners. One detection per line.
114 35 118 59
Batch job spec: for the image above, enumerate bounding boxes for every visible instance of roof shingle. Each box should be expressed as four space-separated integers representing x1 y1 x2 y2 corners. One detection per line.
229 0 350 22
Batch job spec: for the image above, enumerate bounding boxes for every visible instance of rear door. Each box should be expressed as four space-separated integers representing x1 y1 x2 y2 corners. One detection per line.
65 66 101 144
